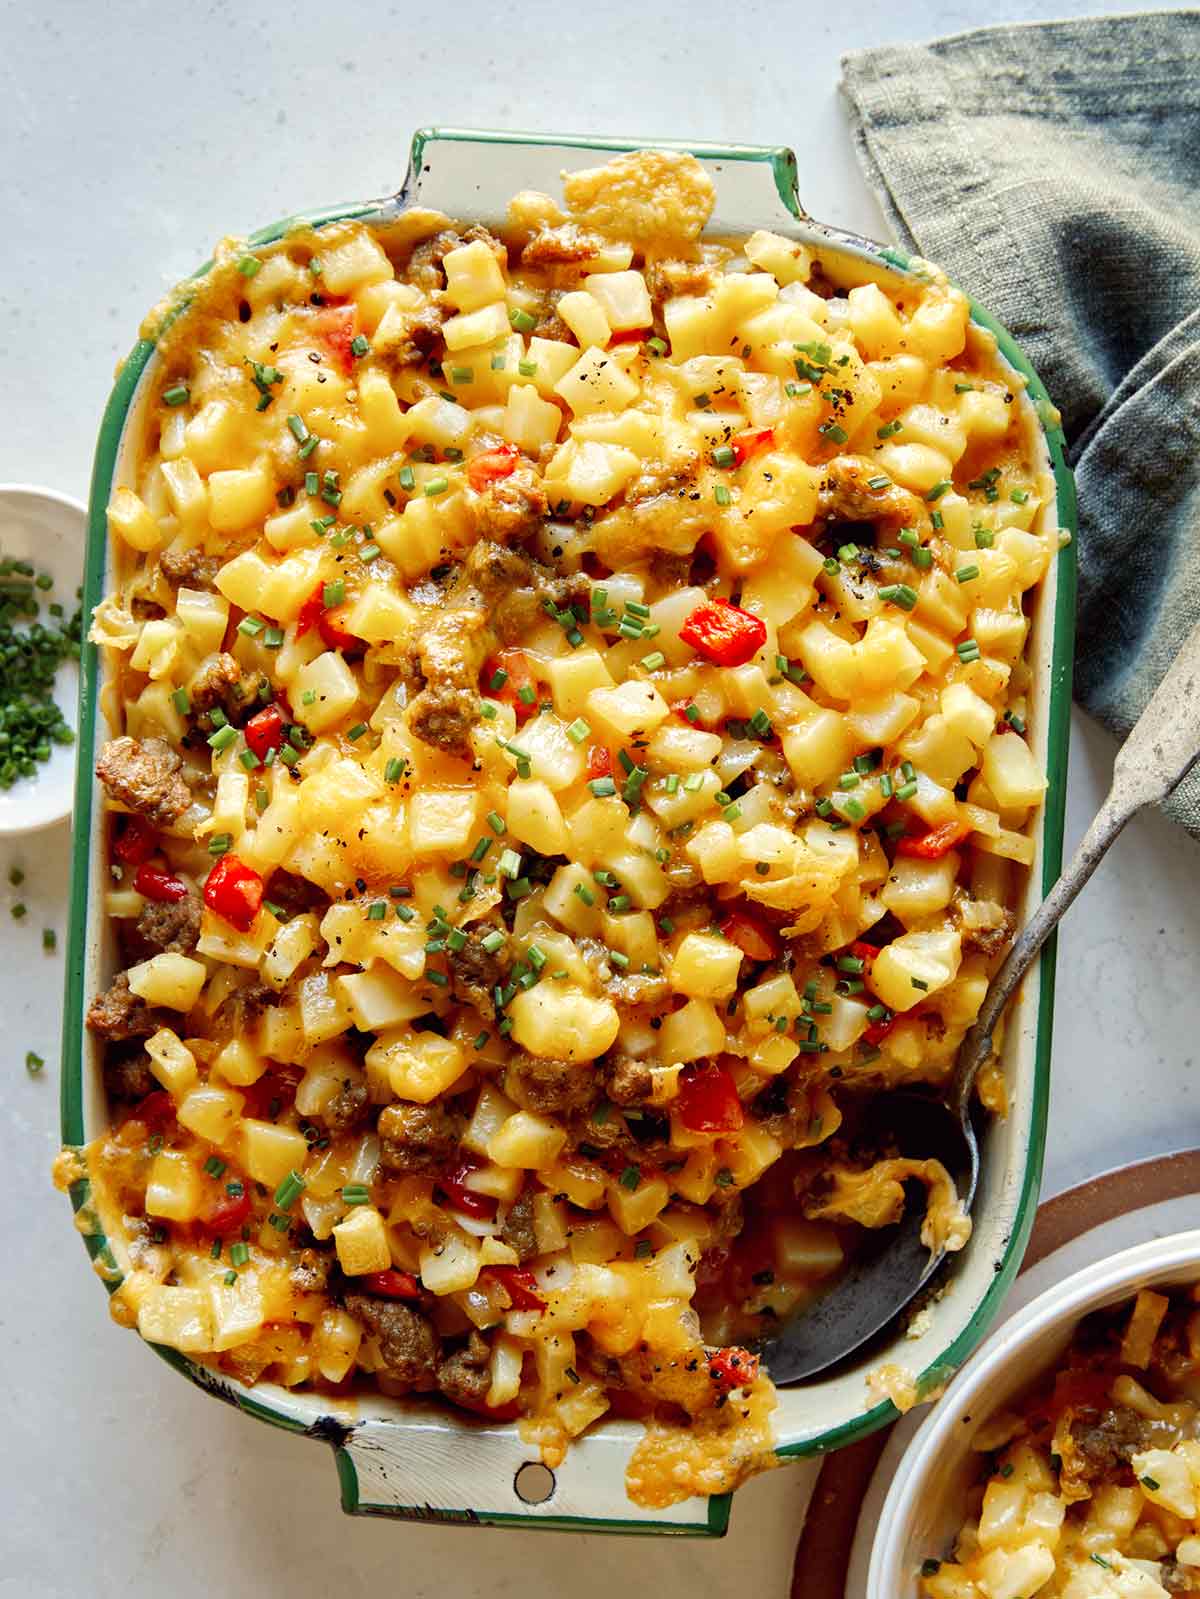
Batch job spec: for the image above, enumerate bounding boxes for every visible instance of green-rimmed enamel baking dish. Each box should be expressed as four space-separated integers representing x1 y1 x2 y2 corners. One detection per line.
60 126 1077 1536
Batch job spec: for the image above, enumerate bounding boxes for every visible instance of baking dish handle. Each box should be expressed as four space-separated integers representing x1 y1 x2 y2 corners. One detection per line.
326 1411 735 1535
383 126 807 234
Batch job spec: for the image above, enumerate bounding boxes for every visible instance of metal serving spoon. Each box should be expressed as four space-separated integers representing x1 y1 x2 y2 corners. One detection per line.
760 616 1200 1385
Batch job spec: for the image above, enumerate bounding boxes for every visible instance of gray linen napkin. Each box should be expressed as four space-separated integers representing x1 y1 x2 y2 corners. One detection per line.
841 12 1200 829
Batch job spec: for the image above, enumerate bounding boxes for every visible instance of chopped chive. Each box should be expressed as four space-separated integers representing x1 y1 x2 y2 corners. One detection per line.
640 651 666 671
956 638 981 662
589 777 616 797
229 1242 249 1267
207 724 237 752
350 333 370 358
25 1050 44 1074
238 615 265 638
818 421 848 444
238 748 261 771
322 579 345 608
398 465 415 491
877 583 918 611
171 686 191 716
497 848 523 880
237 255 261 278
573 882 595 907
925 480 951 501
912 547 933 569
956 564 980 583
664 774 679 794
566 717 590 743
974 526 995 548
895 779 918 801
162 383 190 407
424 476 449 497
646 336 667 356
876 419 903 439
714 484 732 507
1010 487 1029 504
486 811 505 834
619 1165 641 1191
341 1183 371 1205
287 413 309 444
711 445 736 468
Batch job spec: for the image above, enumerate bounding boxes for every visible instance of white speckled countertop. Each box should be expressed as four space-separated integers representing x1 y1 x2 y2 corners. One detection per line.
2 1 1196 1592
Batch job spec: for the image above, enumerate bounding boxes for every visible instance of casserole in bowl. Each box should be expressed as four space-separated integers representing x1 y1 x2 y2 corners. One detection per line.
869 1230 1200 1595
59 128 1076 1534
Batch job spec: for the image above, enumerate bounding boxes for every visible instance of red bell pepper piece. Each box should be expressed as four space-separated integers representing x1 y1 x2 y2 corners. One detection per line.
295 583 326 639
318 605 361 652
133 864 189 903
204 1188 252 1238
467 443 520 492
678 598 767 668
484 1265 546 1312
728 428 775 467
895 820 971 859
863 1015 899 1047
113 815 157 866
244 704 286 760
482 649 536 724
296 582 360 652
203 853 264 933
360 1268 423 1300
313 305 358 376
677 1063 744 1134
719 909 780 963
585 744 613 780
707 1345 759 1394
438 1163 498 1220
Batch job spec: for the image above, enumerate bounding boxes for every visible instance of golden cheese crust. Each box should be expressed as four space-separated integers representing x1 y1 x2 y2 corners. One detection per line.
73 148 1057 1507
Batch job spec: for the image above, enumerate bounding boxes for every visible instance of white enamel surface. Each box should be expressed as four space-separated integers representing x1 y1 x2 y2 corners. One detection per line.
0 486 84 834
866 1221 1200 1599
2 0 1196 1589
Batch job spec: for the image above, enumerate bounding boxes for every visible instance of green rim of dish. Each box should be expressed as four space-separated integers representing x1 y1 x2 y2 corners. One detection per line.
59 128 1076 1531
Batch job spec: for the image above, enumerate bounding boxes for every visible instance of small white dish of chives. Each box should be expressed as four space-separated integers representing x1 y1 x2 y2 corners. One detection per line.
0 485 85 835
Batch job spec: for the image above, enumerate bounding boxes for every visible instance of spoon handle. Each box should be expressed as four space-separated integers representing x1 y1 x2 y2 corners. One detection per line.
957 614 1200 1113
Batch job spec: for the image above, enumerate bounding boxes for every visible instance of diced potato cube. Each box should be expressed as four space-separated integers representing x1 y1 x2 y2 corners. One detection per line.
881 855 960 926
174 586 230 655
500 384 562 451
443 301 510 351
333 1205 391 1275
870 929 962 1013
144 1028 198 1097
409 789 479 855
208 1273 266 1352
658 998 726 1065
356 368 411 452
240 1119 310 1188
542 862 606 936
336 964 429 1032
367 1031 466 1104
318 231 392 294
586 680 669 739
685 821 740 884
126 952 206 1012
298 970 354 1044
488 1110 568 1170
745 229 812 284
107 487 161 552
312 1307 363 1382
607 1174 671 1235
509 985 619 1062
793 619 859 701
160 457 207 528
207 461 276 533
554 347 640 416
214 1037 269 1088
782 707 851 790
982 731 1047 811
145 1150 203 1222
556 289 611 347
547 648 613 718
941 681 997 746
176 1084 245 1146
506 779 568 856
291 650 360 735
545 437 639 505
262 912 321 990
137 1285 214 1352
670 932 743 999
419 1229 482 1295
583 270 652 331
442 238 507 313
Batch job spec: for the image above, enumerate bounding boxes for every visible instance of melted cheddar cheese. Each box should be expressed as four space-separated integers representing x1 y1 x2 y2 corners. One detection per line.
68 149 1057 1506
